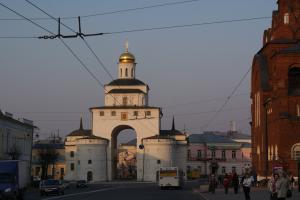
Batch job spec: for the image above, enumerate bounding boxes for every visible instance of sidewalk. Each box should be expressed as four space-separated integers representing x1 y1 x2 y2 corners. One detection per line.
195 186 300 200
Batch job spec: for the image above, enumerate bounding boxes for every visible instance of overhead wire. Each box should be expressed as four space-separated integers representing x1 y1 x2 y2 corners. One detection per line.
0 16 271 39
0 0 200 21
199 66 252 131
24 0 159 134
24 0 115 81
1 1 158 134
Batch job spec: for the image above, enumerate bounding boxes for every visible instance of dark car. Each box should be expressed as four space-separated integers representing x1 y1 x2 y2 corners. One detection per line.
76 180 88 188
40 179 65 196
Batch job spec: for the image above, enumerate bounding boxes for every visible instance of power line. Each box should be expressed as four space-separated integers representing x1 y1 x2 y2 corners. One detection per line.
103 16 271 35
24 0 161 133
1 1 158 134
163 93 248 108
199 66 252 131
0 16 271 39
24 0 115 80
0 0 200 21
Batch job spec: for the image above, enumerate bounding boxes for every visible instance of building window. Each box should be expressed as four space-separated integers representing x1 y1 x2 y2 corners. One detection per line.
120 69 122 77
133 111 139 116
88 160 92 164
222 150 226 159
232 150 236 159
125 68 128 77
100 111 104 116
288 67 300 96
121 112 128 121
131 68 134 77
284 13 289 25
70 151 74 158
70 163 74 171
187 150 191 160
111 111 116 116
297 104 300 117
145 111 151 116
222 167 226 174
60 168 64 176
78 160 80 165
197 150 202 160
211 150 216 158
123 97 128 105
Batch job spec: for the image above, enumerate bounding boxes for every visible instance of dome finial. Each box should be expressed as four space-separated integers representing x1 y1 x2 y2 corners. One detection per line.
125 40 129 52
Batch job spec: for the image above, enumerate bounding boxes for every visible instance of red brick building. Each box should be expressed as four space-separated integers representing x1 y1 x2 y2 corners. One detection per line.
251 0 300 178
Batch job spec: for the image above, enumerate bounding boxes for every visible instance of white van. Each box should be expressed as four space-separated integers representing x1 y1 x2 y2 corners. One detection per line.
158 167 184 189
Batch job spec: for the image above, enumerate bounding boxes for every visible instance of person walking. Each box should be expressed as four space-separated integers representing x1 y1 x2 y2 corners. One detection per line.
242 173 253 200
277 171 290 200
232 172 239 194
209 174 217 194
268 173 279 200
223 173 230 194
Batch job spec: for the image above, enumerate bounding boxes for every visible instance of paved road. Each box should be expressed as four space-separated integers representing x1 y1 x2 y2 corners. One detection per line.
25 181 300 200
25 181 204 200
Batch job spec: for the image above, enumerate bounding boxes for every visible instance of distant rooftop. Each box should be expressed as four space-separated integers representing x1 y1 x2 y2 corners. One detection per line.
188 133 237 144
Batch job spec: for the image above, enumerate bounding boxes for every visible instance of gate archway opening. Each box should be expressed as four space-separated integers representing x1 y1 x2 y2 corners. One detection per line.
111 125 137 180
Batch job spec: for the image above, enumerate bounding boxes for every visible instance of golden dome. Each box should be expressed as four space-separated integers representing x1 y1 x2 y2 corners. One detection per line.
119 51 135 63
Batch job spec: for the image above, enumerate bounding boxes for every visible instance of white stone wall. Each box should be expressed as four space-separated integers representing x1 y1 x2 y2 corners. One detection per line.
64 137 108 182
104 85 149 107
76 140 108 181
142 138 187 182
118 63 136 79
0 120 33 162
91 107 161 181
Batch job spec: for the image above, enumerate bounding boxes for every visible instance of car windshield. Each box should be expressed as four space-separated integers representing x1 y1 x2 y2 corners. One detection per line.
0 173 15 183
42 180 60 186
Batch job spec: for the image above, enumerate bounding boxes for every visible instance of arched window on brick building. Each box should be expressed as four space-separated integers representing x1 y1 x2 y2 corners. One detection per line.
284 13 290 25
288 67 300 96
291 144 300 160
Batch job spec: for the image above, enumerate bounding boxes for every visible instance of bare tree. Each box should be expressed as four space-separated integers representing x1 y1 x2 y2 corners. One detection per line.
37 144 59 179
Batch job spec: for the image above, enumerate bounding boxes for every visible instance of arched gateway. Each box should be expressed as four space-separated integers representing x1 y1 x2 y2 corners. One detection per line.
90 43 161 181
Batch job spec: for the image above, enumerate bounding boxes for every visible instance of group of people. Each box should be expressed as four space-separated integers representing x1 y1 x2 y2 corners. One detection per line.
208 169 294 200
268 171 293 200
208 171 256 200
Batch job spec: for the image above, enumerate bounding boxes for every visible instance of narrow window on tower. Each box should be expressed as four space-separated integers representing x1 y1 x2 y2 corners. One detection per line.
123 97 128 105
131 68 133 77
125 68 128 77
284 13 289 25
120 68 122 77
288 67 300 96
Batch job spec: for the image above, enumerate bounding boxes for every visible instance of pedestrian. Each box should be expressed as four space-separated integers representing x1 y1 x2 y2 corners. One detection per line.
276 171 290 200
268 173 279 200
209 174 217 194
242 172 253 200
223 173 230 194
232 171 239 194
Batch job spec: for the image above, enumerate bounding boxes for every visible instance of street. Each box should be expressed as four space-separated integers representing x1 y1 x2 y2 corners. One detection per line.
24 181 300 200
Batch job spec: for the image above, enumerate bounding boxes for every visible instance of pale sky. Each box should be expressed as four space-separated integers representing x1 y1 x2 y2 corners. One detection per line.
0 0 277 140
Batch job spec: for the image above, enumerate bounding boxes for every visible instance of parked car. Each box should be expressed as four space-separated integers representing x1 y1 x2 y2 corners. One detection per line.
76 180 88 188
40 179 65 196
62 180 70 189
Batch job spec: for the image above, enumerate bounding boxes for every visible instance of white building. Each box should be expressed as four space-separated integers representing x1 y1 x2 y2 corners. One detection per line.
0 110 35 162
65 43 188 182
64 119 109 181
